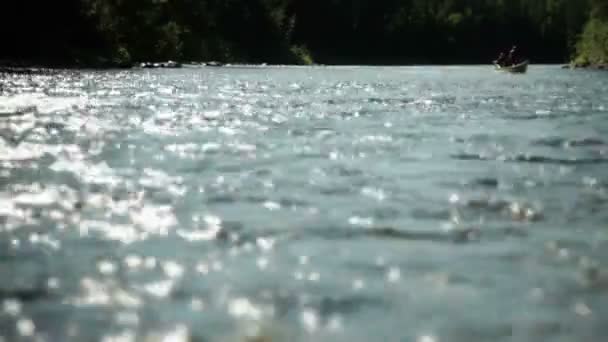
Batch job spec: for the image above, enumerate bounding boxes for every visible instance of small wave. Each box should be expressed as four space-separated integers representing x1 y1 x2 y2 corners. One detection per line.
451 153 608 165
472 178 500 188
452 195 544 222
0 253 53 302
313 294 387 317
319 187 356 196
0 93 86 115
532 137 606 148
0 287 51 302
510 155 608 165
289 225 481 244
430 95 457 105
451 153 493 161
502 113 560 120
0 105 37 118
200 223 482 246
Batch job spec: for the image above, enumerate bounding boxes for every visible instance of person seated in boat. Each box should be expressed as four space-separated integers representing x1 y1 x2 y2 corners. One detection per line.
494 52 507 66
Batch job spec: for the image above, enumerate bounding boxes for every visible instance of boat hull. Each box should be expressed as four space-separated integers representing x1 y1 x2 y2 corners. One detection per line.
494 61 529 73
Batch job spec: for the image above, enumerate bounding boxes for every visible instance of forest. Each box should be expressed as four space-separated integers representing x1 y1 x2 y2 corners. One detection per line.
0 0 606 67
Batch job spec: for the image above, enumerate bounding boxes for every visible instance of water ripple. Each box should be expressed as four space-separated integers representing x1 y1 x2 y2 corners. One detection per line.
1 66 607 341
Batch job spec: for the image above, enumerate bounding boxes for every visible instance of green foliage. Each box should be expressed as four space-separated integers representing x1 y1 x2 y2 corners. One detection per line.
447 13 465 27
575 18 608 65
157 22 184 60
113 46 132 67
291 0 591 64
572 0 608 66
290 45 314 65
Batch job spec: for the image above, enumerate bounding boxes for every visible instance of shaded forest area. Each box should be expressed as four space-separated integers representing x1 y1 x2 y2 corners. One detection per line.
0 0 606 67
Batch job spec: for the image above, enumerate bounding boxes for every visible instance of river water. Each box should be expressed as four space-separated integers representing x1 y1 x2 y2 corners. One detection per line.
1 65 607 341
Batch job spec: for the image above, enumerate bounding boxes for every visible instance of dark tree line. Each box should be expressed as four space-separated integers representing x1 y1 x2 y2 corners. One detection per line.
291 0 591 64
0 0 605 67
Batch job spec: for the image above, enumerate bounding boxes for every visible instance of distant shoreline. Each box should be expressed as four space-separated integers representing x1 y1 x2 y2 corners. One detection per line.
2 61 603 74
566 62 608 70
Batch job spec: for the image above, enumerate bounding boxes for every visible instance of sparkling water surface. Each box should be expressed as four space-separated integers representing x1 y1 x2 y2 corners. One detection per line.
1 65 607 341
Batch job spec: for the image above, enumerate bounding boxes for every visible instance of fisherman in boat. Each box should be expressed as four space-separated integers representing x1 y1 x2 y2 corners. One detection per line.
494 52 507 67
506 46 518 66
494 45 529 72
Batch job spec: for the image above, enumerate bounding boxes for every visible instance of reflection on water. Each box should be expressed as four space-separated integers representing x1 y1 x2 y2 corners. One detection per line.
1 66 608 341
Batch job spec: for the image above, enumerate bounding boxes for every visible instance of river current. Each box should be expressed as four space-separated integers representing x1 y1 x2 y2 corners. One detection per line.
1 65 607 341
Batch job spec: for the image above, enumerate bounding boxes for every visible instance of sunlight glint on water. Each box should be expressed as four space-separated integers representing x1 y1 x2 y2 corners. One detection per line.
0 65 607 341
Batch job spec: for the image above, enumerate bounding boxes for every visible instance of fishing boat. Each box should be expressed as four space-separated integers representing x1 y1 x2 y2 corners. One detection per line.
494 60 529 74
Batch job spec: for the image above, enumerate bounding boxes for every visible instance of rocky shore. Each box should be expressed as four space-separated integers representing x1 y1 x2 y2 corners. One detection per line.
564 61 608 70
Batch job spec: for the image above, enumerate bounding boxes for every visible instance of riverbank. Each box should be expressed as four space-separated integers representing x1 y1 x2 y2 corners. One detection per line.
567 62 608 70
0 58 132 72
3 59 607 73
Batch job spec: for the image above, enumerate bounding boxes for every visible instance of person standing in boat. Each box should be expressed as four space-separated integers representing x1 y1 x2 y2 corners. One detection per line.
506 46 519 66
